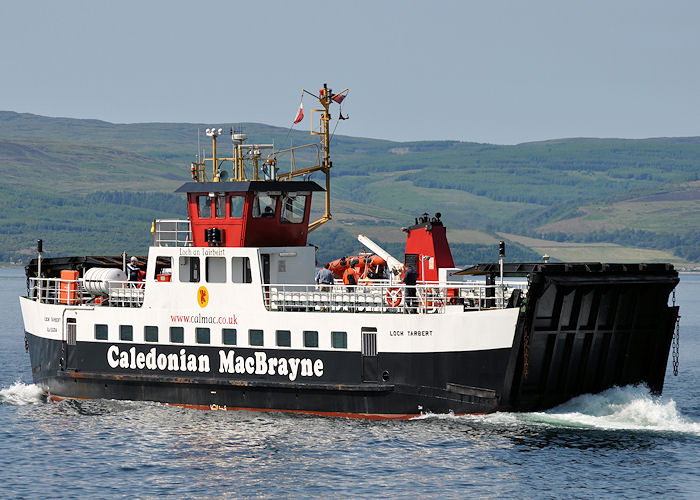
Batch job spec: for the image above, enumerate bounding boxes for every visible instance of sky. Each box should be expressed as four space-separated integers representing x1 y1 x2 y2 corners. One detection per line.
1 1 699 145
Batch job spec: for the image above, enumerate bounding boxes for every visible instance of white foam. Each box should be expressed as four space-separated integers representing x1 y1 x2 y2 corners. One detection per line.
529 386 700 435
414 386 700 436
0 381 44 406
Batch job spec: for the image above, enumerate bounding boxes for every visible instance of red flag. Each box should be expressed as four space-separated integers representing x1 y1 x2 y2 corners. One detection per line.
293 102 304 124
332 93 346 104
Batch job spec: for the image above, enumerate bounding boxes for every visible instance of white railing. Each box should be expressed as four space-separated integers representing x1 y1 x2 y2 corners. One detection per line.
26 276 526 314
264 281 527 314
154 219 192 247
28 277 145 308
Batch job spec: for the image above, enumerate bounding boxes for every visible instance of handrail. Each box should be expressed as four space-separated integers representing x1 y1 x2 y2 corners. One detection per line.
153 219 192 247
27 277 145 308
263 281 526 314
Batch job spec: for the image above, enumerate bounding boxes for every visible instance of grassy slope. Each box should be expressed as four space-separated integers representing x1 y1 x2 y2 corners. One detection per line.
1 111 699 266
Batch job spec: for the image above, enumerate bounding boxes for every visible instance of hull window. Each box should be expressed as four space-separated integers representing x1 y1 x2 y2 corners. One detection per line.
144 326 158 343
276 330 291 347
119 325 133 342
303 330 319 348
249 329 264 346
331 331 347 349
222 328 237 345
196 328 210 344
95 324 108 341
170 327 184 343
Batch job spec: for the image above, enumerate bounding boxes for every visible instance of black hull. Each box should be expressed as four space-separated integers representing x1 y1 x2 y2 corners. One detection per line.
24 262 680 418
26 333 510 417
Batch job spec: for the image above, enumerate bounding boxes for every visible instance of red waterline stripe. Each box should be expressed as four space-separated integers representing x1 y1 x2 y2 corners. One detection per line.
46 393 476 420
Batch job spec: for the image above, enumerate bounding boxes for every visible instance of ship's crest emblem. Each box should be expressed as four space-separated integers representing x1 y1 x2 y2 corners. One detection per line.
197 286 209 308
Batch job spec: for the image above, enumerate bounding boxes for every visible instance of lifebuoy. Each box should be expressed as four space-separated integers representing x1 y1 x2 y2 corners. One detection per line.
386 288 402 307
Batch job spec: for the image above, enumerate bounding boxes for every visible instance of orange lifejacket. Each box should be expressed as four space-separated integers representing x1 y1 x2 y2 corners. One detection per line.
343 267 357 286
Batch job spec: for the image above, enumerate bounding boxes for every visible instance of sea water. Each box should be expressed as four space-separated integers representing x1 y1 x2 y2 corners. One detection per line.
1 267 698 498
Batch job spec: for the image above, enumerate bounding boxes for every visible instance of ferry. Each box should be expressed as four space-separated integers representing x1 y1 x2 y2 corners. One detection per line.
19 85 681 418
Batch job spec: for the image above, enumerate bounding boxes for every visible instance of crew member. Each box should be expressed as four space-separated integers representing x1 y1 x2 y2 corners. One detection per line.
315 262 334 292
127 256 140 282
343 261 358 292
402 265 418 313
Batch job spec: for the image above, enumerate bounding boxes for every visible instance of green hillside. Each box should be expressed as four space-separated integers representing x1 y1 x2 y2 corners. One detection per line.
0 111 698 267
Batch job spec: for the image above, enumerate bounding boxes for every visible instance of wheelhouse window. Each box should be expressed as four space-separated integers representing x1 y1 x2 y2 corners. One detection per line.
229 195 245 218
179 256 200 283
280 194 307 224
95 324 108 341
252 194 278 218
331 331 347 349
222 328 237 345
303 330 319 348
206 257 226 283
215 195 226 218
276 330 291 347
196 328 210 344
249 329 264 346
231 257 252 283
198 196 213 218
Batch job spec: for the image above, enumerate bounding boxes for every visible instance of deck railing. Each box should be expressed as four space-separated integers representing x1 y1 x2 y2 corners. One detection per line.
26 277 526 314
28 277 145 308
265 281 526 314
153 219 192 247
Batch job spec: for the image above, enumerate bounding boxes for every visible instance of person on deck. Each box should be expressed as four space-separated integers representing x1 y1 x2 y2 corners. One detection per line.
402 265 418 313
343 263 358 292
127 256 140 282
315 262 334 292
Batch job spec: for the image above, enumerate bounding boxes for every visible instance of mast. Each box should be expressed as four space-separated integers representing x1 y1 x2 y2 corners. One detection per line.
188 83 348 232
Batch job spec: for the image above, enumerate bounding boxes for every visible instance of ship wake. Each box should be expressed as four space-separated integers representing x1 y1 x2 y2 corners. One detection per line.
417 386 700 436
0 381 44 406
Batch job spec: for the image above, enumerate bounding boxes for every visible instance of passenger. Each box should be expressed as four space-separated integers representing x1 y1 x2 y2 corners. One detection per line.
343 264 358 292
127 256 140 282
402 265 418 313
315 262 334 292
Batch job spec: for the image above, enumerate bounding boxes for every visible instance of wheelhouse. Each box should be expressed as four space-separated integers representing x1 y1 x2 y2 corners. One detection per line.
176 181 324 248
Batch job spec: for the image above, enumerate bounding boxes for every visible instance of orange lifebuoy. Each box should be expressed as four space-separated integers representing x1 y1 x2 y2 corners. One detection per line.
386 288 402 307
